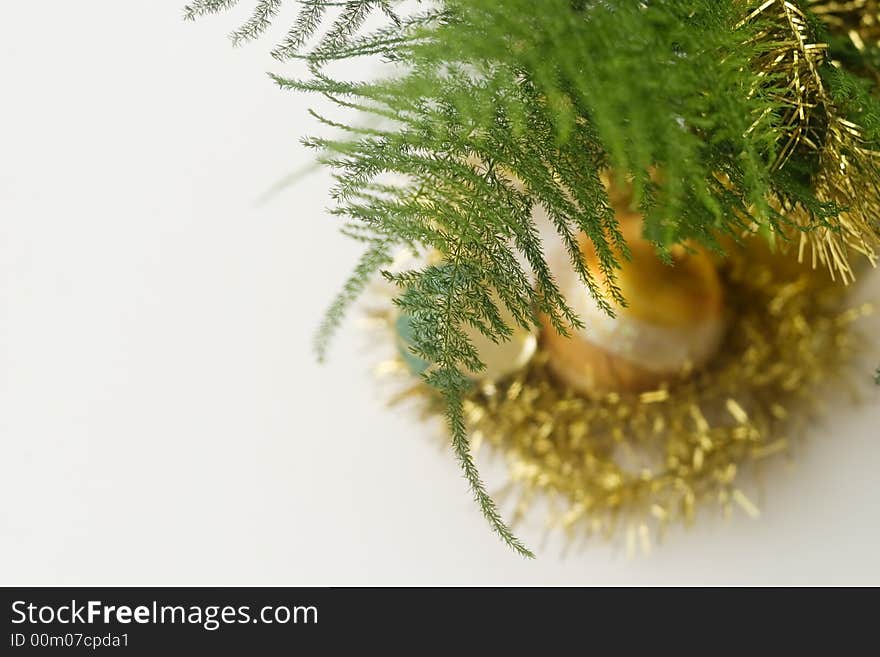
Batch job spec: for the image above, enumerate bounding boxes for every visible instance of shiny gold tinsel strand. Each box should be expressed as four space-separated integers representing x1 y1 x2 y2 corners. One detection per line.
741 1 829 168
378 249 870 549
809 0 880 52
742 1 880 282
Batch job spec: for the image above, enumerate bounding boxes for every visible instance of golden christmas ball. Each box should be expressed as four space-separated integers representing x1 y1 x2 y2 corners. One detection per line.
541 214 726 395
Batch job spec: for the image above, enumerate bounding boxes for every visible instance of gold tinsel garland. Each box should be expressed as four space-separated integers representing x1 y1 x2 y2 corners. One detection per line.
810 0 880 52
375 248 870 551
743 0 880 283
364 1 878 553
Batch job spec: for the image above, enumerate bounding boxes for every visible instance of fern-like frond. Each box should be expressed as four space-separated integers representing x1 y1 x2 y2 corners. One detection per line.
230 0 283 46
185 0 402 59
314 239 393 361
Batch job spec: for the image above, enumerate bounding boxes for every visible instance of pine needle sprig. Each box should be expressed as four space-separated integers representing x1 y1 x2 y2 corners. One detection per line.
230 0 283 46
183 0 241 21
272 0 330 59
390 246 534 557
185 0 403 59
314 239 393 361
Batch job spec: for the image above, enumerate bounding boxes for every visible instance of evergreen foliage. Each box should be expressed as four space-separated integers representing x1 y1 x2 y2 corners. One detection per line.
186 0 880 555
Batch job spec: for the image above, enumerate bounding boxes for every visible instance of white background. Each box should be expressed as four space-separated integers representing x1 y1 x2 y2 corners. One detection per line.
2 1 879 585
